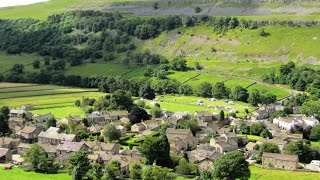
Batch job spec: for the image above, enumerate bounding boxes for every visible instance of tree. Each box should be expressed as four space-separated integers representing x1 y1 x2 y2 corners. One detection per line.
310 125 320 140
139 134 171 167
219 110 225 122
101 123 121 142
300 100 320 116
171 57 187 71
179 84 193 95
128 106 149 124
129 164 142 179
259 143 280 154
45 118 57 130
141 165 176 180
248 90 261 106
175 158 198 175
25 144 58 173
32 60 40 69
194 6 202 13
153 2 159 9
176 119 201 136
68 151 90 180
139 85 155 100
194 62 202 70
213 151 250 180
240 122 250 134
86 163 104 180
108 90 134 111
0 112 10 136
197 82 212 97
150 106 161 118
11 64 24 73
104 160 121 179
260 128 272 139
230 86 249 102
212 82 229 99
250 122 265 136
75 100 81 107
259 28 269 37
284 140 319 163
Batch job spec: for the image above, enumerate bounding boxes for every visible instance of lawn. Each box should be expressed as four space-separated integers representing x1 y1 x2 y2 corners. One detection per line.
0 83 105 118
65 63 146 79
249 166 320 180
0 52 38 73
311 141 320 148
146 95 254 117
237 134 262 141
0 167 70 180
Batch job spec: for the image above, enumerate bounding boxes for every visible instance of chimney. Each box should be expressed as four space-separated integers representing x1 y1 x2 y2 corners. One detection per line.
1 137 4 145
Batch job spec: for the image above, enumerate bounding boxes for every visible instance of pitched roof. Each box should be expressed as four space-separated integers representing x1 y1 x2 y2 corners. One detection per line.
166 128 192 135
20 126 37 134
195 111 213 116
262 152 298 162
57 141 87 152
100 143 117 151
0 148 9 157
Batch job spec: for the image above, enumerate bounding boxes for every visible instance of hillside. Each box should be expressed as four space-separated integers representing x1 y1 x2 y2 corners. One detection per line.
2 0 320 19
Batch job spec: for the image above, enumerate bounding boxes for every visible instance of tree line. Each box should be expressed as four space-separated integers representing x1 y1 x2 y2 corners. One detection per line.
263 61 320 98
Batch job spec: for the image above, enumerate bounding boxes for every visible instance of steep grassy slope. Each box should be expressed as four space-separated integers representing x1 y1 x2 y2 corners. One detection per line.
0 0 140 19
136 25 320 64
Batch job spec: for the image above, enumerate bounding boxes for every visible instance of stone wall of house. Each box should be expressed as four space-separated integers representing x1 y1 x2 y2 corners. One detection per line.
262 157 297 170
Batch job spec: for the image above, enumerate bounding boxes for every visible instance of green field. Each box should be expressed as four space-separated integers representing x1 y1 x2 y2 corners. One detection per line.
0 0 142 20
0 83 104 118
0 52 39 73
237 134 262 141
0 167 70 180
145 95 254 117
311 141 320 148
249 166 320 180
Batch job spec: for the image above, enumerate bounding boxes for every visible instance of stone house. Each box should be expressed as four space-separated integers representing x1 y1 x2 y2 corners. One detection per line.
251 110 270 120
16 126 42 143
187 147 222 172
0 137 20 152
20 104 34 111
56 141 90 161
41 144 58 157
262 152 298 170
166 128 193 141
85 142 120 155
9 109 32 120
38 127 77 145
194 111 218 126
101 111 128 121
273 116 319 131
273 117 302 131
85 112 107 126
245 142 258 151
61 115 83 124
17 143 31 156
131 123 146 132
0 148 12 163
32 113 54 123
8 117 25 132
210 132 238 153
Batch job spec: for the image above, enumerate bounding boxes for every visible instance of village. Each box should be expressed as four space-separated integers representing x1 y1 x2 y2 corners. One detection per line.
1 96 320 178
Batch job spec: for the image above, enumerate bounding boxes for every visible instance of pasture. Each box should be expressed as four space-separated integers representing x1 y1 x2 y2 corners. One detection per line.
249 166 320 180
0 83 104 118
65 63 147 79
145 95 254 117
0 167 70 180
